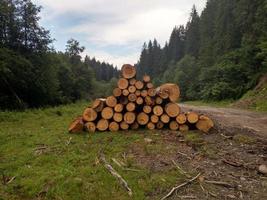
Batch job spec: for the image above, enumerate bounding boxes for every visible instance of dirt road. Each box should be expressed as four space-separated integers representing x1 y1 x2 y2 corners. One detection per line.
180 104 267 138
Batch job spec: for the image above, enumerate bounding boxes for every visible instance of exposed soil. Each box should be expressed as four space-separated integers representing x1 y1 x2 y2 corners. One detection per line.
127 130 267 199
180 104 267 139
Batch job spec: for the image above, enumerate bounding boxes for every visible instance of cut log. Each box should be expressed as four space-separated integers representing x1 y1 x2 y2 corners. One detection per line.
137 112 149 125
135 81 144 90
165 103 180 117
147 122 155 130
128 94 137 102
109 121 120 132
153 105 164 116
147 82 154 89
147 88 156 97
129 78 136 86
179 124 189 132
141 90 148 97
143 105 152 114
135 90 141 96
128 85 136 93
97 119 109 131
143 75 151 83
196 115 214 133
122 89 129 96
156 83 180 102
156 121 164 129
120 121 129 130
126 102 135 112
101 107 114 120
176 113 187 124
92 98 106 112
169 121 179 131
145 96 154 106
113 112 123 122
136 97 144 105
106 96 117 107
124 112 136 124
113 88 122 97
160 114 170 124
187 112 199 124
83 108 97 122
85 122 96 132
150 115 159 123
118 78 129 89
114 104 123 112
119 96 128 105
69 116 84 133
121 64 136 79
130 122 139 130
155 97 163 105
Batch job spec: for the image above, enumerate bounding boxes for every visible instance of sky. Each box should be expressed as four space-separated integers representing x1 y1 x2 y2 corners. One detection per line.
33 0 207 68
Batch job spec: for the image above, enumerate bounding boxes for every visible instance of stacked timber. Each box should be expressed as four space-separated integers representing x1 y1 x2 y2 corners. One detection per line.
69 64 214 133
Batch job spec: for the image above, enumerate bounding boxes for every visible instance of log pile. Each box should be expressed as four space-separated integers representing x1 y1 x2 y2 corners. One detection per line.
69 64 214 133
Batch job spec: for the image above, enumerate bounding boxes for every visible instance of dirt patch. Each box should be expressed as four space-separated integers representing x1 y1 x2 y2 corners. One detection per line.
127 130 267 199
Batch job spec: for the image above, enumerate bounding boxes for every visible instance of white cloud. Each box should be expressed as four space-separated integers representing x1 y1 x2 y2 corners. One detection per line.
33 0 207 67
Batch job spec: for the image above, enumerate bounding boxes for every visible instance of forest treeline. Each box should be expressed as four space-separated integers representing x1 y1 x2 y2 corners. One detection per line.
0 0 119 109
137 0 267 101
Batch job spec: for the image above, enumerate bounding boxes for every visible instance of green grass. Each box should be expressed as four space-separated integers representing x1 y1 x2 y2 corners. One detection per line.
183 100 233 108
0 102 186 200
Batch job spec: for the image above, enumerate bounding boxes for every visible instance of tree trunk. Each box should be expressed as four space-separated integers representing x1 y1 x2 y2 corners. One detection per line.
137 112 149 125
109 121 119 132
126 102 135 112
155 97 163 105
69 116 84 133
179 124 189 132
92 98 106 112
122 89 130 96
113 88 122 97
165 103 180 117
147 122 155 130
135 81 144 90
114 104 123 112
176 113 187 124
129 78 136 85
143 105 152 114
135 90 141 96
143 75 151 82
148 88 156 97
153 105 163 116
121 64 136 79
130 122 139 130
120 121 129 130
169 121 179 131
124 112 136 124
156 83 180 102
141 90 148 97
187 112 199 124
128 85 136 93
160 114 170 124
101 107 114 120
106 96 117 107
97 119 109 131
113 112 123 122
156 121 164 129
150 115 159 123
128 94 137 102
196 115 214 133
146 82 154 89
118 78 129 89
136 97 144 105
83 108 98 122
85 122 96 132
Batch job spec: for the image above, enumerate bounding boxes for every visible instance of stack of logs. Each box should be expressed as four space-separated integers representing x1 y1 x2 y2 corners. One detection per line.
69 64 214 133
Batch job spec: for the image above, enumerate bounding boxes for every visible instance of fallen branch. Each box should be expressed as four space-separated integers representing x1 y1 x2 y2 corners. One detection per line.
99 153 133 196
172 160 191 178
222 159 243 167
161 173 201 200
177 151 192 160
205 180 236 188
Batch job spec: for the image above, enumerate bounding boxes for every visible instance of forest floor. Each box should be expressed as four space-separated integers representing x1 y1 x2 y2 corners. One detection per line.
0 101 267 200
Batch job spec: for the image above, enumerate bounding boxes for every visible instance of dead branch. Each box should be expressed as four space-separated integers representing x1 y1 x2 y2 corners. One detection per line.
161 173 201 200
172 160 191 178
99 153 133 196
177 151 192 160
205 180 236 188
222 159 243 167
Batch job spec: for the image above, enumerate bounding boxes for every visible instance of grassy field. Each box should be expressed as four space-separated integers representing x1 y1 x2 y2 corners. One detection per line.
0 102 190 200
1 101 266 200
